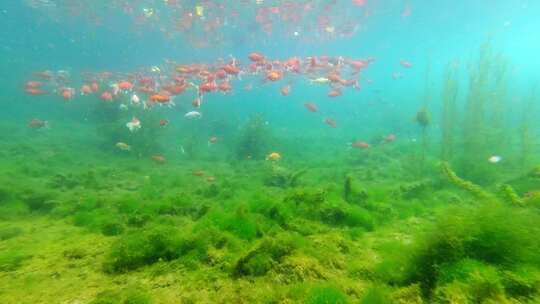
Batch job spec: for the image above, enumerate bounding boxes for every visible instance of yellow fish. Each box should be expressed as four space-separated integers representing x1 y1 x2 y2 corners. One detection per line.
266 152 281 161
195 5 204 17
116 142 131 151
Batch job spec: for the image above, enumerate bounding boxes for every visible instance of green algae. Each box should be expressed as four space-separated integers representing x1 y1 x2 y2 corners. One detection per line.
0 79 539 304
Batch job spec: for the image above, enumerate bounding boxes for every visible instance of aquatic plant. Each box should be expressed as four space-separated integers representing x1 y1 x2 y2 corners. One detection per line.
440 61 459 162
415 107 431 128
519 88 538 169
0 226 23 241
377 202 540 298
264 165 308 188
90 286 152 304
343 175 368 205
498 184 524 206
103 226 184 273
306 286 349 304
0 250 31 272
435 259 506 303
63 248 87 260
284 187 326 206
206 206 260 241
359 286 391 304
96 109 164 156
460 42 511 183
440 161 493 200
397 179 433 200
234 235 296 277
501 265 540 299
100 220 125 236
235 114 274 160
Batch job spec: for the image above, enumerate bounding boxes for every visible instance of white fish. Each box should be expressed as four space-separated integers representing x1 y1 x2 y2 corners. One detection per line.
130 94 140 105
309 77 330 84
184 111 202 119
119 104 128 111
111 83 120 95
488 155 502 164
126 117 141 132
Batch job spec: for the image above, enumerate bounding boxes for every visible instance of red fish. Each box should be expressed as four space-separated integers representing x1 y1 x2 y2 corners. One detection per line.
199 81 217 93
90 82 99 92
324 118 337 128
304 102 318 112
81 84 92 95
25 81 42 88
149 94 171 103
118 81 133 90
151 155 166 164
223 64 240 75
208 136 218 144
159 119 169 127
352 0 367 6
100 91 113 102
192 97 202 108
280 85 290 96
27 119 48 129
266 70 282 81
248 52 265 62
352 140 370 149
328 89 342 97
25 88 47 95
384 134 396 143
61 88 74 100
400 60 412 68
218 81 232 93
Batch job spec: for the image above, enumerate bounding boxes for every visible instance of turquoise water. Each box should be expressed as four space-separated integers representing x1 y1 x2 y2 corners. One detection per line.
1 1 540 303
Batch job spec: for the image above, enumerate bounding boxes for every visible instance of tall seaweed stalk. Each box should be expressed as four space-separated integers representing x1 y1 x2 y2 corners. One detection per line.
440 61 459 161
460 42 510 183
519 87 538 169
419 57 432 165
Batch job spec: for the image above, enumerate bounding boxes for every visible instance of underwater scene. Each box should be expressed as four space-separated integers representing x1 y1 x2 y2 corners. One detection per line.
1 1 540 303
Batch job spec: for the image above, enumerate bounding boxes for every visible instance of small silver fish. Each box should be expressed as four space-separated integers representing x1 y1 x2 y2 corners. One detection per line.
184 111 202 119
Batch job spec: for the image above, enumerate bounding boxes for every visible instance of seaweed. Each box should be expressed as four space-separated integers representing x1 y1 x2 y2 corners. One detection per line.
234 235 296 277
235 114 274 160
343 175 368 204
440 162 493 200
440 61 459 162
306 286 349 304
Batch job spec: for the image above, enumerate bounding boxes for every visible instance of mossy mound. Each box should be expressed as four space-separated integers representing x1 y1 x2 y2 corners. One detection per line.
374 202 540 301
103 226 184 273
234 235 297 277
